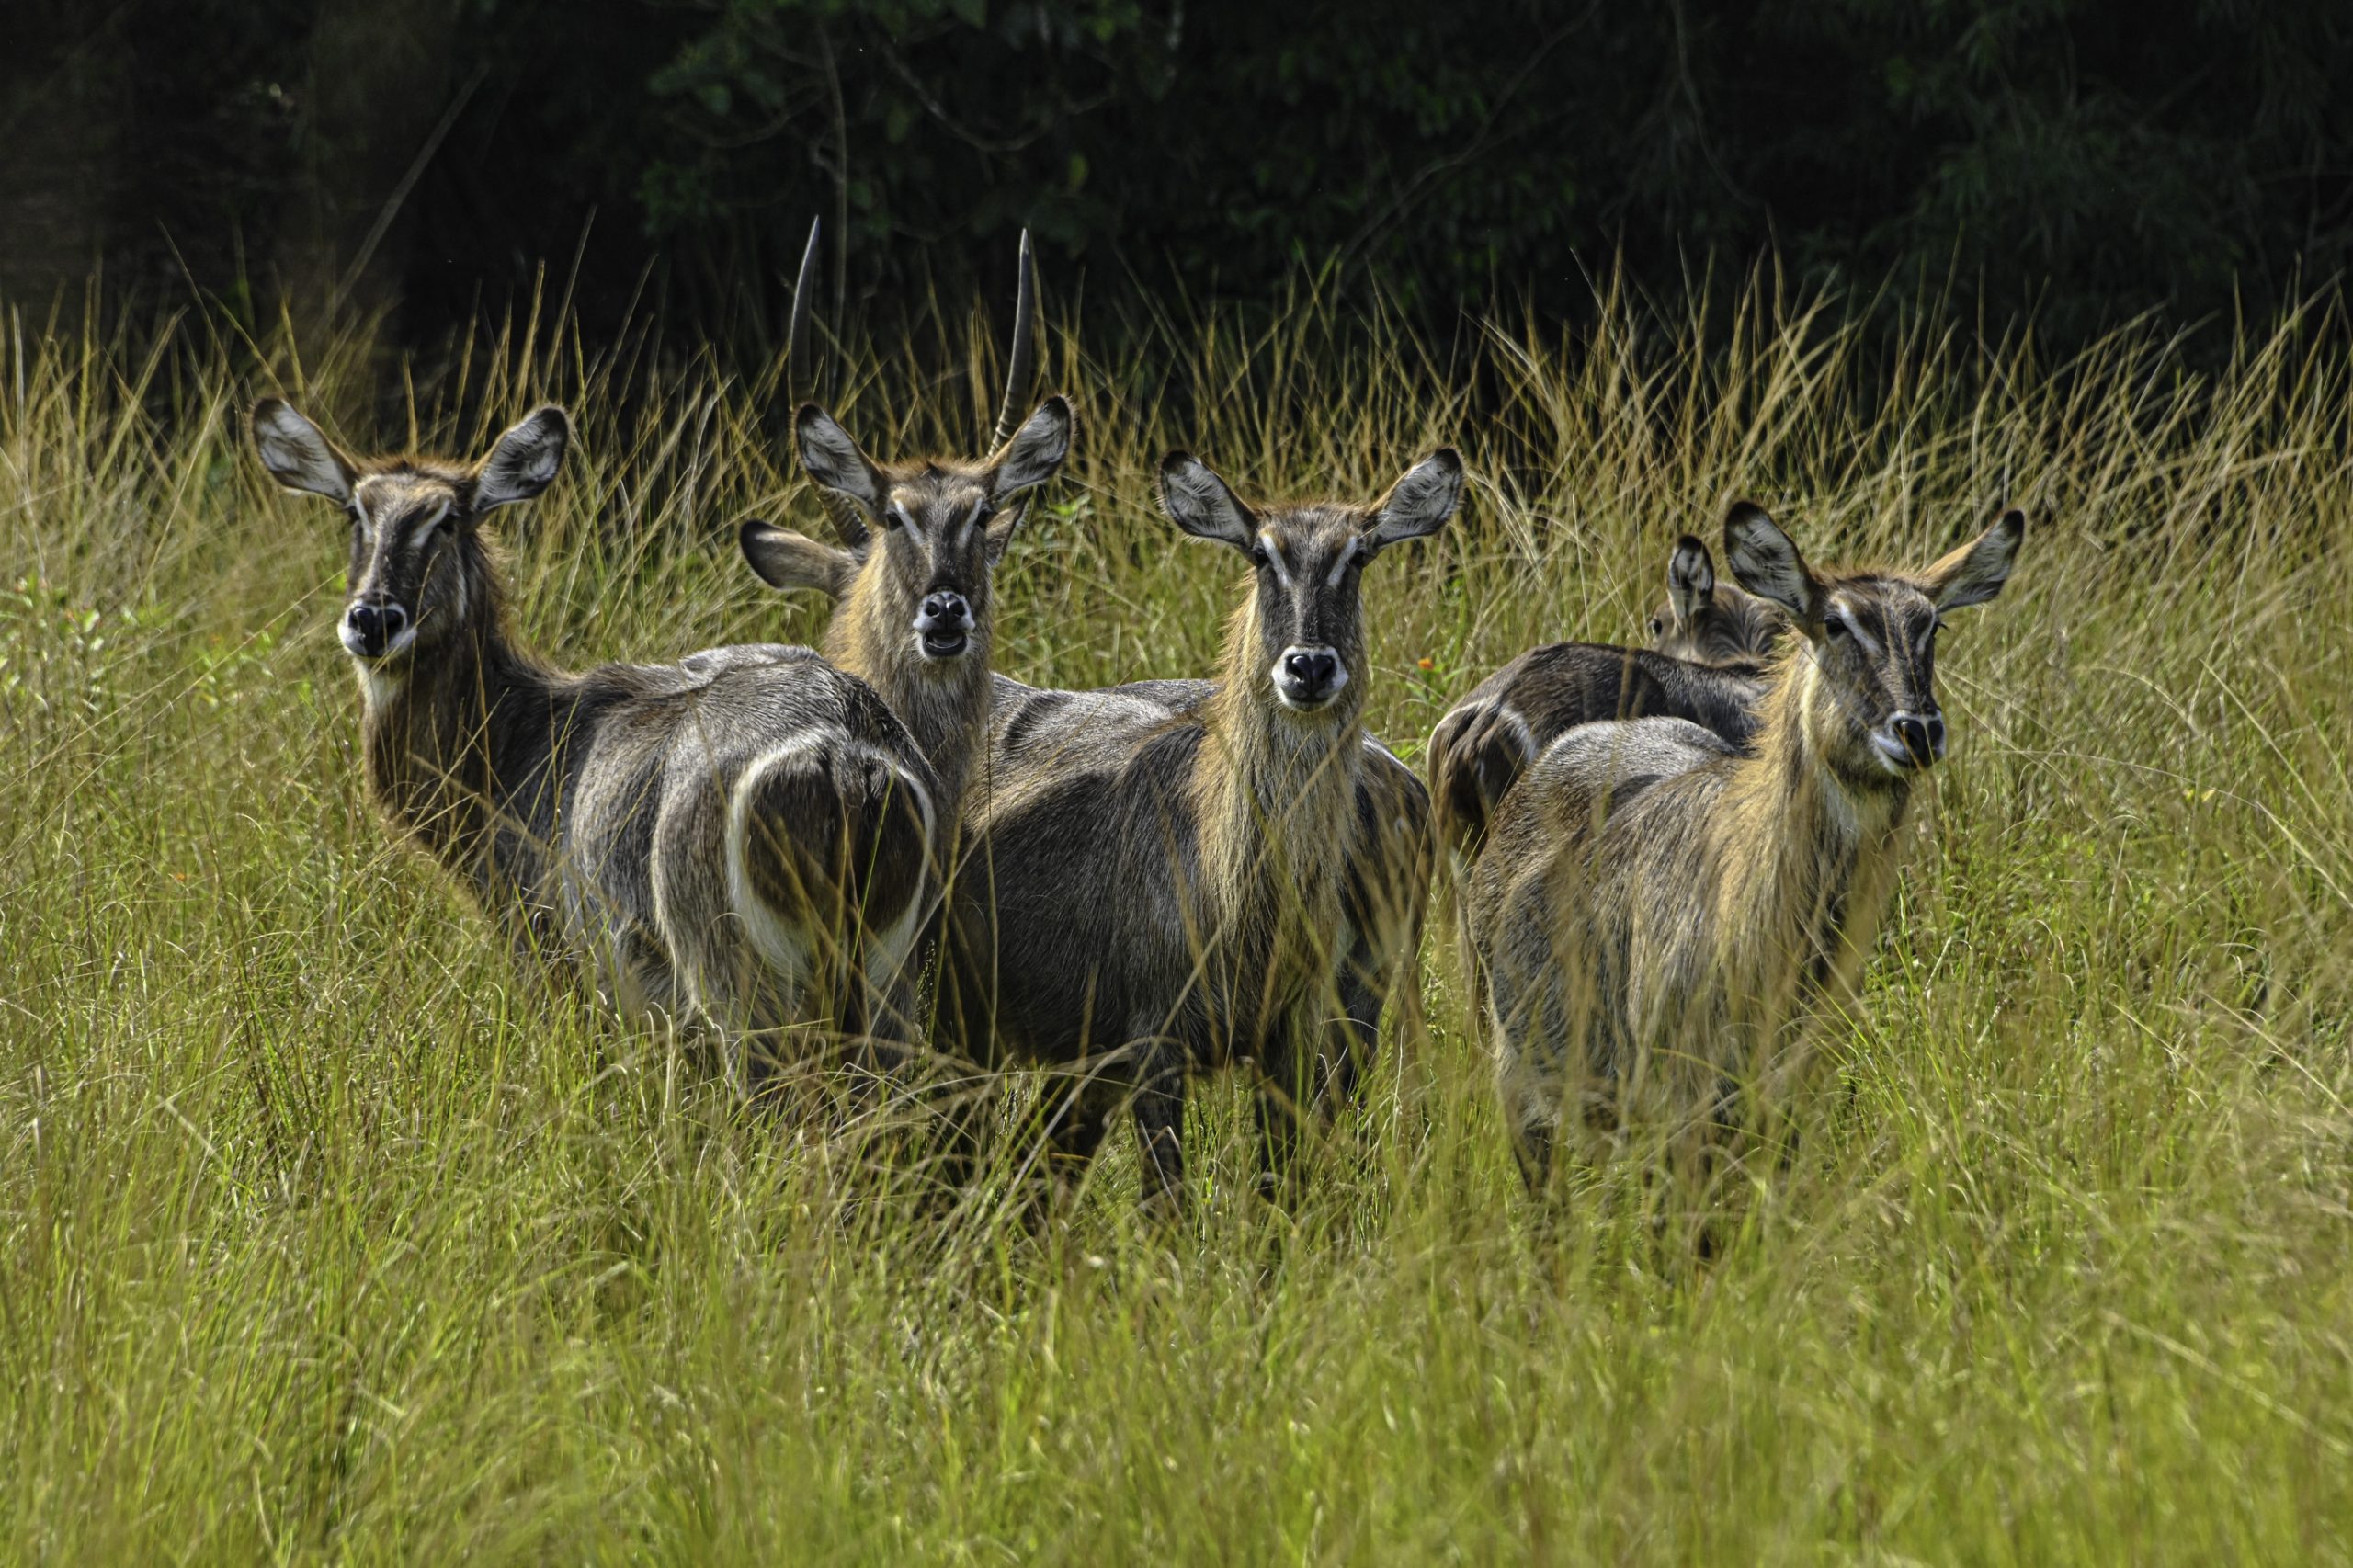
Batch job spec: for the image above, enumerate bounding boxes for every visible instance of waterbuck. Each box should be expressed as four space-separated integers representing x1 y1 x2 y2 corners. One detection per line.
1428 534 1787 858
1468 501 2024 1190
942 448 1463 1210
736 225 1074 841
251 399 942 1080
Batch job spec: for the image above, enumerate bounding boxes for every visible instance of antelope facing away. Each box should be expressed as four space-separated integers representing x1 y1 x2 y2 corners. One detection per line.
942 448 1463 1211
1467 502 2024 1192
252 399 942 1083
1428 533 1787 859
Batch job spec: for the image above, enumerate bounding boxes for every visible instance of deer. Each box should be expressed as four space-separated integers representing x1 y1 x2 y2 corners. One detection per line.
1465 501 2025 1195
938 447 1464 1212
250 397 944 1088
1428 533 1790 860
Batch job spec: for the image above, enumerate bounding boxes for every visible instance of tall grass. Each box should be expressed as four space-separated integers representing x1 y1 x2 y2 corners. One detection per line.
2 274 2349 1562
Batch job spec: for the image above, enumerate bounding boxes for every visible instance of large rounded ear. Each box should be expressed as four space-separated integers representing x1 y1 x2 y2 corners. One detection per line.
1158 452 1256 552
794 404 881 546
992 395 1074 497
252 399 358 506
1364 448 1463 552
1925 508 2026 611
1666 534 1715 623
1722 502 1824 628
983 395 1075 565
475 405 572 512
739 520 858 601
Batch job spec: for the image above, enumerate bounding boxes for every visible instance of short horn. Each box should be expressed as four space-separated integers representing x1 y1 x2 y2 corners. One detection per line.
989 229 1037 450
786 215 822 406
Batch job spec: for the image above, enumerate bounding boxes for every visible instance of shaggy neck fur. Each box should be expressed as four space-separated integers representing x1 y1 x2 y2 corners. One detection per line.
356 535 564 901
824 555 991 828
1191 591 1366 1006
1710 642 1913 1037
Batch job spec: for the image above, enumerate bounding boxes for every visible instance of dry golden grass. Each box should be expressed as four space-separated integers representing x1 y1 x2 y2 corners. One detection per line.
2 273 2348 1561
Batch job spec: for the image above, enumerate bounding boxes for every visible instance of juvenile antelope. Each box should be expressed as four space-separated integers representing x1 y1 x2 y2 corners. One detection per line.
1429 534 1787 858
1468 502 2023 1189
252 400 941 1079
943 449 1463 1210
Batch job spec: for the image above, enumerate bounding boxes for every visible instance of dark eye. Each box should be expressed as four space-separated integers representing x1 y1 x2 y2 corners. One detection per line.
1824 614 1850 641
973 502 995 528
1648 617 1665 637
1250 544 1270 569
881 505 907 532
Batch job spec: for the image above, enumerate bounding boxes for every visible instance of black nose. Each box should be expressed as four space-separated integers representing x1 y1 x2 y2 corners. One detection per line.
1892 711 1944 762
346 600 408 656
917 590 971 630
1283 650 1338 693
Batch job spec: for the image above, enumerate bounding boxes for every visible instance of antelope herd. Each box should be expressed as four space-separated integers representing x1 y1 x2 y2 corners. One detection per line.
252 228 2027 1220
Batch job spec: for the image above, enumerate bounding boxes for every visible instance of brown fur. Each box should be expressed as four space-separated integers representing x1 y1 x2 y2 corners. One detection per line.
1468 502 2025 1191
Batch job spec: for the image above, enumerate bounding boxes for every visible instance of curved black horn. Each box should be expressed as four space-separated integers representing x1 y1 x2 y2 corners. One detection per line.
989 229 1038 450
786 215 822 405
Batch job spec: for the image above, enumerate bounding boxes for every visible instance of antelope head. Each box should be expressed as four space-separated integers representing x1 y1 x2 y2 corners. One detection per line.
1723 502 2025 779
739 224 1072 675
1159 449 1463 719
252 399 568 673
1648 533 1788 664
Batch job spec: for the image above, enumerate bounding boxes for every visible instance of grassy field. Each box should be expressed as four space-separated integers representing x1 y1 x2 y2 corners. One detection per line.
3 278 2350 1562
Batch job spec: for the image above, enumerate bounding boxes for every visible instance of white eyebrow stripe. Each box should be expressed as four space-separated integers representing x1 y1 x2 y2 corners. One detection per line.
1257 532 1294 590
406 498 454 544
1833 598 1883 656
350 475 385 540
1324 538 1361 587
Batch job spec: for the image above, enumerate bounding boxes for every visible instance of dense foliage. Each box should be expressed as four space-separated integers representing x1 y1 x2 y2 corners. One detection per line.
5 0 2347 345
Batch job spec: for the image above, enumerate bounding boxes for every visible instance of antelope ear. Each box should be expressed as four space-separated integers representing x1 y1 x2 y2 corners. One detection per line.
252 399 358 506
1722 502 1824 627
1158 452 1256 552
983 396 1074 565
1365 448 1463 552
740 521 858 601
1925 508 2026 611
794 404 881 541
993 395 1074 497
475 405 571 512
1666 534 1715 622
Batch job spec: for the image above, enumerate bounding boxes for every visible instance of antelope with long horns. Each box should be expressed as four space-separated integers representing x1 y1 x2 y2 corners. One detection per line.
252 398 941 1085
737 222 1074 846
1468 502 2024 1191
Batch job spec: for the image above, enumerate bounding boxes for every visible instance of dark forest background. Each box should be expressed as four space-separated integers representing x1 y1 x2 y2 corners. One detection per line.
5 0 2349 352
